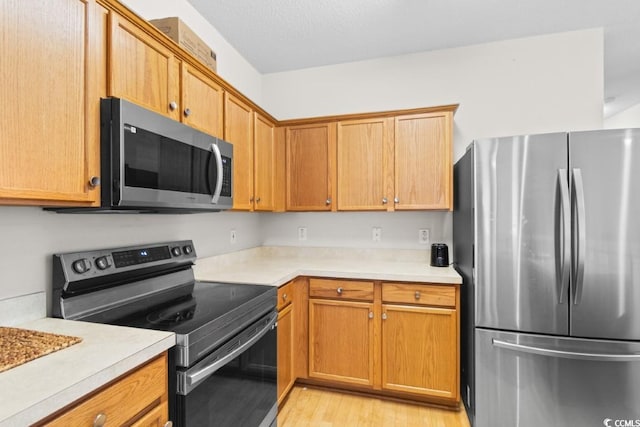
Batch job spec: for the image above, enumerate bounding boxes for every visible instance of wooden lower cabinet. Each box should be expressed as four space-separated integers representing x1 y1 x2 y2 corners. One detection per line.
37 353 170 426
381 304 458 399
303 278 460 406
308 298 375 387
277 303 294 405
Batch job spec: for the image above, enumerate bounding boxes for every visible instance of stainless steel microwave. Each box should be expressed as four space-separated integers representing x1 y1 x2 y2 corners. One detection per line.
97 97 233 213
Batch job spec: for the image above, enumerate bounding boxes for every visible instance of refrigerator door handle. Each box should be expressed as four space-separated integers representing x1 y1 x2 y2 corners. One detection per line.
492 339 640 362
571 168 587 305
557 169 571 304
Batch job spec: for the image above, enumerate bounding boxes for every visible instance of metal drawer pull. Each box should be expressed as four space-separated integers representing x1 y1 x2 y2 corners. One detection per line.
493 339 640 361
326 198 332 205
282 293 287 301
382 197 388 204
382 313 388 320
169 101 178 111
368 311 373 319
184 108 192 117
336 287 343 295
89 176 100 187
414 291 421 300
93 413 107 427
164 422 173 427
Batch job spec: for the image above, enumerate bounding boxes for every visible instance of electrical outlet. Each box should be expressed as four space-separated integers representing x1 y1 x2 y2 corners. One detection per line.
230 229 237 244
298 227 307 241
372 227 382 242
419 229 430 245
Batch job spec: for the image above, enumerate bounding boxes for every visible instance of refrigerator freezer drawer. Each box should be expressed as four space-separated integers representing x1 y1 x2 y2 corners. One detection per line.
475 328 640 427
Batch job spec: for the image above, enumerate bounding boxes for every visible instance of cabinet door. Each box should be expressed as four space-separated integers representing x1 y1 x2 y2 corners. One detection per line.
129 401 168 427
254 113 276 211
224 93 254 210
286 123 336 211
308 299 374 387
181 63 223 137
277 303 294 405
109 12 180 120
394 112 453 210
381 304 458 400
0 0 102 205
337 118 393 210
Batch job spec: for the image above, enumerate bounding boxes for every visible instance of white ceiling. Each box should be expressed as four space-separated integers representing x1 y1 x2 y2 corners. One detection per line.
187 0 640 117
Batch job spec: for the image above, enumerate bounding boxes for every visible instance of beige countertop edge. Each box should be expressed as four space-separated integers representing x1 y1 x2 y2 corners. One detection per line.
195 266 462 287
0 318 175 427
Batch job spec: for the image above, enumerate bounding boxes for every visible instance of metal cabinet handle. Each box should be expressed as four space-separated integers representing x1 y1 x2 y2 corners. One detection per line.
326 198 332 205
93 413 107 427
336 287 343 295
282 293 288 301
368 311 374 319
382 313 388 320
414 291 421 300
164 422 173 427
184 108 192 117
89 176 100 187
250 197 254 202
394 197 399 204
169 101 178 111
382 197 388 204
256 197 261 203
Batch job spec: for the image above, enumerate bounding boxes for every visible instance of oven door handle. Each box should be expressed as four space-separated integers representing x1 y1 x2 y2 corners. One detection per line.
186 311 277 387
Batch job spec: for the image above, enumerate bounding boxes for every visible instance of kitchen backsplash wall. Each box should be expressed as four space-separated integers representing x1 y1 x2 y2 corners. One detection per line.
0 207 262 301
261 211 451 250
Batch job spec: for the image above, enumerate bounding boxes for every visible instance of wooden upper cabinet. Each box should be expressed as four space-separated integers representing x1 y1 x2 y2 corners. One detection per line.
181 63 223 137
394 112 453 210
0 0 103 206
337 118 393 211
224 93 254 210
254 113 276 211
285 123 337 211
108 11 180 121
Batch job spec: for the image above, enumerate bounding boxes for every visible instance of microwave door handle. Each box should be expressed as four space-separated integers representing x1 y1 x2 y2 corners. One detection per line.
210 142 224 204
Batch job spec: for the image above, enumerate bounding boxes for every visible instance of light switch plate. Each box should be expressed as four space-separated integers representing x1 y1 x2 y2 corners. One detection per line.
419 229 430 245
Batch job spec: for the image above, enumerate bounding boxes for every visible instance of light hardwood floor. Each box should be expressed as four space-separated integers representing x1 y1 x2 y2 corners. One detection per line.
278 386 471 427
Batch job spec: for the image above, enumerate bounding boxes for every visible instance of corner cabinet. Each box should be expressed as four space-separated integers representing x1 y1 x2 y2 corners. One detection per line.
37 353 170 427
285 123 337 211
0 0 104 206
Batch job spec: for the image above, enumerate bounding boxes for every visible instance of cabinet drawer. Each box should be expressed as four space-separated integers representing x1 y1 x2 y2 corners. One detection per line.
309 279 374 301
42 353 167 426
382 283 456 307
277 281 293 311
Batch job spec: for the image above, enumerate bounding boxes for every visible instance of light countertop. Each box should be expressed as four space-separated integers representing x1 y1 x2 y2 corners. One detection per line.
194 246 462 286
0 318 175 427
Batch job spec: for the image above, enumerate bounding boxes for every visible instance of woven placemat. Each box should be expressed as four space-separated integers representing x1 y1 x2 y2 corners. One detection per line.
0 327 82 373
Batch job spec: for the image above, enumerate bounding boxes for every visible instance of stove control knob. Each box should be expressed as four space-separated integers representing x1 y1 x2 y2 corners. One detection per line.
72 258 91 274
183 245 193 255
171 247 182 257
95 256 112 270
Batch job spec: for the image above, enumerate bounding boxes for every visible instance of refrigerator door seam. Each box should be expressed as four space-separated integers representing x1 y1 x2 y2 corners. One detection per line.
571 168 587 305
557 169 571 304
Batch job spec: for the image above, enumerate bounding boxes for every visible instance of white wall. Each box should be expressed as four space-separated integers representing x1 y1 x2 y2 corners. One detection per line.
604 103 640 129
262 212 451 250
262 29 604 161
119 0 263 103
0 208 261 300
259 29 604 249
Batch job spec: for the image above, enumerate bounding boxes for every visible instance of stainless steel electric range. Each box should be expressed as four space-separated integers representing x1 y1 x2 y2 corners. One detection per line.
52 240 277 427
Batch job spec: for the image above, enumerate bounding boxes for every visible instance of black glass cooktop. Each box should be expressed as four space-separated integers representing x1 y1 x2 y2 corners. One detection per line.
111 281 275 335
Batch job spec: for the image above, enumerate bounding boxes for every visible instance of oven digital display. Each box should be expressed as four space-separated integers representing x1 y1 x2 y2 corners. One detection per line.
112 246 171 268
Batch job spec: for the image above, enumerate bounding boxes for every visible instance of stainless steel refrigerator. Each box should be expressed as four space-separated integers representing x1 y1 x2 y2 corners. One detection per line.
453 129 640 427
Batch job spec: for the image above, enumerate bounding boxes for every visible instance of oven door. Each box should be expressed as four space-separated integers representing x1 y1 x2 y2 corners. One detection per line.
175 310 278 427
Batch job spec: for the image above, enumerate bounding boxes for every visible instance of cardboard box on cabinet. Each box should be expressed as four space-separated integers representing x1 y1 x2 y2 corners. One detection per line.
150 17 217 72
